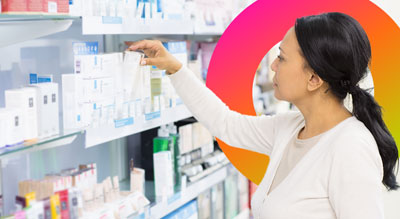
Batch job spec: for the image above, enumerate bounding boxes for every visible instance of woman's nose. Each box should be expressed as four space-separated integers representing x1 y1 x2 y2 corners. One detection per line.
271 57 278 72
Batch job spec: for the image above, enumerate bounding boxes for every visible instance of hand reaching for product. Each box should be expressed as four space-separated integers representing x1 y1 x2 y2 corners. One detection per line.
126 40 183 75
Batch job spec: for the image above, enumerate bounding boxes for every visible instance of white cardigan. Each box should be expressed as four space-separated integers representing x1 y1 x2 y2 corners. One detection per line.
168 66 385 219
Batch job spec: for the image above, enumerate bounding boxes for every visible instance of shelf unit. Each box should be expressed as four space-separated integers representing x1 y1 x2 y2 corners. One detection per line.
0 9 243 218
85 104 192 148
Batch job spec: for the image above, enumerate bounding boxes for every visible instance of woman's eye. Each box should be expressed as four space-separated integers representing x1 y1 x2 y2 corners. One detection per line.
277 55 283 61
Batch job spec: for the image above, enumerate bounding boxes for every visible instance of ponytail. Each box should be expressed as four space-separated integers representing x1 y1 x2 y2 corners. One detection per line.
351 86 399 190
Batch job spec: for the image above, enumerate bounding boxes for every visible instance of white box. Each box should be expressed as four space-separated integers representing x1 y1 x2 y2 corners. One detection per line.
74 54 102 78
62 74 85 130
5 87 39 141
74 53 123 79
82 77 115 103
32 83 60 138
0 108 26 146
0 109 9 148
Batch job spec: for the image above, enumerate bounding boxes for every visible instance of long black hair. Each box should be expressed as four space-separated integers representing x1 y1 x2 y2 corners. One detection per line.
295 12 399 190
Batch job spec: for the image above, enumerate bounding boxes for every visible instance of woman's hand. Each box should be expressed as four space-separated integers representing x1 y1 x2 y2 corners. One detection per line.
126 40 183 75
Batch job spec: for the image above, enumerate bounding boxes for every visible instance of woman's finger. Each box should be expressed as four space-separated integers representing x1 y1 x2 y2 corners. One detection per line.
140 57 157 66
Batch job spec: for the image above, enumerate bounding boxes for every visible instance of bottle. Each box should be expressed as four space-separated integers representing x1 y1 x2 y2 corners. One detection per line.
168 123 182 192
153 126 174 199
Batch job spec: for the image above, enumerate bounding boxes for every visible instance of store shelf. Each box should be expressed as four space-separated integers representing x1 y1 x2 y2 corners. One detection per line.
0 130 82 160
0 14 80 21
0 19 73 47
85 104 192 148
149 164 229 218
82 16 193 35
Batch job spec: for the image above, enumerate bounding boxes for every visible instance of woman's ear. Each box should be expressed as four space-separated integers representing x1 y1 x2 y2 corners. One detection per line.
307 72 324 92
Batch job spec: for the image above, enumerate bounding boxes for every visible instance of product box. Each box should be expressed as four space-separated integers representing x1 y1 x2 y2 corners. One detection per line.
197 190 211 219
153 150 174 199
0 108 26 146
43 0 57 14
81 77 115 103
32 82 59 138
50 194 61 219
31 201 45 219
1 0 28 14
0 108 10 148
5 87 39 141
56 189 70 219
178 124 193 154
130 167 145 194
122 51 144 102
68 187 83 218
74 53 122 79
27 0 43 13
62 74 85 130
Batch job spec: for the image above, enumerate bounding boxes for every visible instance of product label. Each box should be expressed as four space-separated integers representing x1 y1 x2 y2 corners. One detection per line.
29 98 34 108
145 111 160 121
30 73 38 84
102 16 123 24
38 76 52 83
114 117 134 128
72 42 99 55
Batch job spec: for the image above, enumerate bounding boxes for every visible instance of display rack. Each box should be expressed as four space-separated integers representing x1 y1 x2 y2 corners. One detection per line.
0 6 241 218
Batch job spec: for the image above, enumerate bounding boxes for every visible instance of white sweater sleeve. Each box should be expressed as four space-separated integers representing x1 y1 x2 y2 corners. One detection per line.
168 66 276 155
328 137 384 219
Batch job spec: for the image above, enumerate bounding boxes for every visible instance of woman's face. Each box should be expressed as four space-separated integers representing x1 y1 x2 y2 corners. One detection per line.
271 27 314 103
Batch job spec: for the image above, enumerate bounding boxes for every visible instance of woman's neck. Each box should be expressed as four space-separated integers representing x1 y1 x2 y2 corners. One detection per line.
294 96 352 139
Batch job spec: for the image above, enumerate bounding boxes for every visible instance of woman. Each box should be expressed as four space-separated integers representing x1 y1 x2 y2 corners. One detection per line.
128 12 399 218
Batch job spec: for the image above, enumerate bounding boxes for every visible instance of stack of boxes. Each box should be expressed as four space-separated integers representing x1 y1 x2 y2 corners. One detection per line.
178 122 214 166
0 82 59 150
63 41 186 131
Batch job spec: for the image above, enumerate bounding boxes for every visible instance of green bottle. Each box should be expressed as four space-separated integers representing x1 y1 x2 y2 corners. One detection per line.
168 123 182 191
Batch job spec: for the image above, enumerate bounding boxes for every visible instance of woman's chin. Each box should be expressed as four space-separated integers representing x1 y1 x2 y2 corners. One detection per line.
273 91 282 100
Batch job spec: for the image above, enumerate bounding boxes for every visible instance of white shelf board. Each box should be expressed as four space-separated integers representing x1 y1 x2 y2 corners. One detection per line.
82 16 193 35
0 19 73 48
85 104 192 148
0 130 81 160
150 165 229 219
